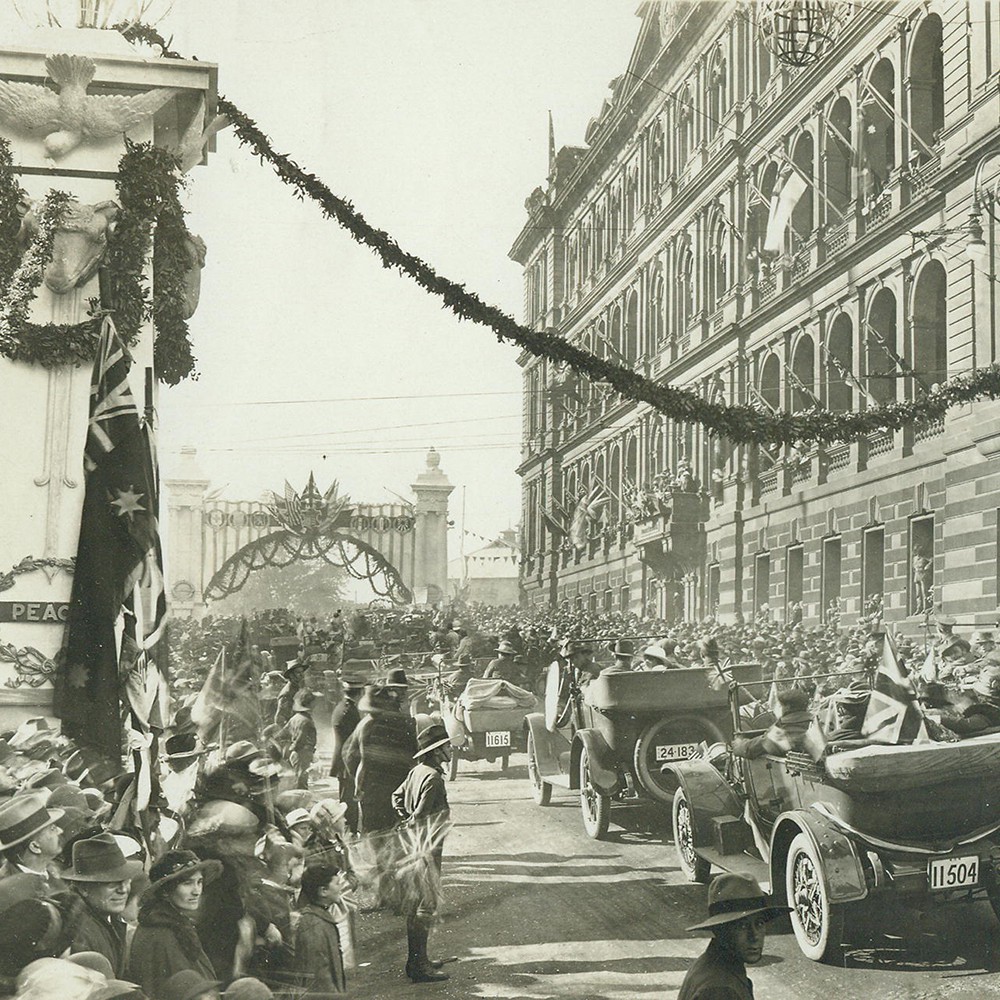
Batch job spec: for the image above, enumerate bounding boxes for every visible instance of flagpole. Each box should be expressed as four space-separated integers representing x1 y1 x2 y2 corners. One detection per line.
219 647 227 749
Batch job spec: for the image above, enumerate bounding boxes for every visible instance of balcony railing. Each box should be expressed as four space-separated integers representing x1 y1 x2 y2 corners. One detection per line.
867 429 894 457
825 220 850 255
824 444 851 473
906 152 942 200
759 468 780 495
759 273 777 302
914 416 945 443
791 458 813 484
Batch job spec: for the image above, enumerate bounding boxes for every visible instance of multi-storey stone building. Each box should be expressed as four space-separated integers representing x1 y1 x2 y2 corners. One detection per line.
511 1 1000 628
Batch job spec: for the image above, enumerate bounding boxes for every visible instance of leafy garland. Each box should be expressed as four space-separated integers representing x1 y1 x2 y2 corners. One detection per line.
0 136 197 383
124 23 1000 444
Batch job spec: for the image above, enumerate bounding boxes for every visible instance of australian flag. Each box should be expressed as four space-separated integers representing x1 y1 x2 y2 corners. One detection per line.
55 317 167 758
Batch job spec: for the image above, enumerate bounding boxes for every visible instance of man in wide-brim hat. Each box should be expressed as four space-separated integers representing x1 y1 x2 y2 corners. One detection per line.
275 656 311 728
62 833 143 976
0 792 65 889
484 639 519 683
391 723 453 983
678 873 789 1000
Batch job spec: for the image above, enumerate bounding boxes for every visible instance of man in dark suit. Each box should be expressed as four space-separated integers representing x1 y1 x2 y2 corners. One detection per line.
329 674 366 834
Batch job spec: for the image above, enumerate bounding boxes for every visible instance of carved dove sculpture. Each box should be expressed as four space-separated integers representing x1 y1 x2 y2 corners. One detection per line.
0 53 177 159
170 94 230 173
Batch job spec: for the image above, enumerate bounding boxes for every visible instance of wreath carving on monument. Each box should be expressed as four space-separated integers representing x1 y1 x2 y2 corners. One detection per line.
0 555 75 689
0 133 205 384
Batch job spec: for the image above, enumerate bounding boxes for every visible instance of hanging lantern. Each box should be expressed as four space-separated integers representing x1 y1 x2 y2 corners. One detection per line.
760 0 843 69
12 0 174 29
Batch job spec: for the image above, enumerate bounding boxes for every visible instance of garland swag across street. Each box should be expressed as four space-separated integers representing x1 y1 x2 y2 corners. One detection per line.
0 137 198 384
19 20 1000 442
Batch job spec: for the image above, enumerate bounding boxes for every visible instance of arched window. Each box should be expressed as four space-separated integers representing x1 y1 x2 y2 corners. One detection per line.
677 86 693 169
649 122 664 191
747 162 779 262
862 59 896 202
593 204 605 265
708 49 726 133
625 434 638 489
791 336 815 410
678 242 695 329
826 97 852 219
625 169 639 233
706 213 729 311
609 445 622 521
911 261 947 390
580 219 591 278
624 291 639 364
866 288 898 406
826 314 854 412
650 270 665 351
908 15 944 163
756 24 772 92
608 307 622 365
760 354 782 410
791 132 814 246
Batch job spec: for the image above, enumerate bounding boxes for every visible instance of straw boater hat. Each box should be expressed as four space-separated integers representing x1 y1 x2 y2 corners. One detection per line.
62 833 144 883
414 723 452 759
686 873 790 931
0 793 63 851
146 850 223 896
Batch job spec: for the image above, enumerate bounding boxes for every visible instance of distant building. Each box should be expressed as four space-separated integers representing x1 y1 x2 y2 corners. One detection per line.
448 531 521 605
511 2 1000 628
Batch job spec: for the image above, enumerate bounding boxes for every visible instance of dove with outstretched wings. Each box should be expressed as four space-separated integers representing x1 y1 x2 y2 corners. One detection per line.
0 53 177 159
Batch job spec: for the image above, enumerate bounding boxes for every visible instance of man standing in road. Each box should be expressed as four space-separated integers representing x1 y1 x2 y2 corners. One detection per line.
679 873 789 1000
330 673 366 835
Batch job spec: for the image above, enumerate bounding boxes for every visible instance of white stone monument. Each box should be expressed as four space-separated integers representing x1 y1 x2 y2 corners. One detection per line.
0 7 217 725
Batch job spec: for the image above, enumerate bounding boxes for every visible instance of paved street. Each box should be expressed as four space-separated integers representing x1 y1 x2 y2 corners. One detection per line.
347 753 1000 1000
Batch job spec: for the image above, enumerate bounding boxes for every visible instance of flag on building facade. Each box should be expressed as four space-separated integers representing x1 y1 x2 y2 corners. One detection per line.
861 632 930 744
191 619 262 744
763 163 808 253
54 317 167 758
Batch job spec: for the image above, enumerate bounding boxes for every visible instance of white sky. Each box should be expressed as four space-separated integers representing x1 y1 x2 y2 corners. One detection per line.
152 0 642 554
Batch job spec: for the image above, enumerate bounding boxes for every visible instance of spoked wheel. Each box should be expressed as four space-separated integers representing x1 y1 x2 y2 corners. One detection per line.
785 832 844 962
579 747 610 840
672 788 711 883
448 753 459 782
526 731 551 805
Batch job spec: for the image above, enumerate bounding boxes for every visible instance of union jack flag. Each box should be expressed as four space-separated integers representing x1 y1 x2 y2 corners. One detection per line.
861 632 930 744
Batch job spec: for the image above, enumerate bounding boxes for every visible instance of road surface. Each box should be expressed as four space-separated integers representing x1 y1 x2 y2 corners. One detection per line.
341 755 1000 999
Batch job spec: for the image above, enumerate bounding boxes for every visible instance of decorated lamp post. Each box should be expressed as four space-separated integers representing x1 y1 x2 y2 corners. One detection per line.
0 11 218 726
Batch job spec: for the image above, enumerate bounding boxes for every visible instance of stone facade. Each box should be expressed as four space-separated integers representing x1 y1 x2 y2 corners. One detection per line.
510 1 1000 630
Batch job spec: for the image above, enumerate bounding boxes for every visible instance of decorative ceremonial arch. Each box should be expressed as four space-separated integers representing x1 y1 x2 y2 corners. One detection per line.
203 529 413 604
165 448 454 615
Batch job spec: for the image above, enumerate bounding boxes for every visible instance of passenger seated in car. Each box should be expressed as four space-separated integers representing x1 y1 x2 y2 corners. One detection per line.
600 639 634 675
638 645 671 671
940 666 1000 736
823 682 870 744
731 688 813 759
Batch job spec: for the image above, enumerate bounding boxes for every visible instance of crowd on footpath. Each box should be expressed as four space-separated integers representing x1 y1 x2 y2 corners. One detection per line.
12 601 996 1000
0 639 461 999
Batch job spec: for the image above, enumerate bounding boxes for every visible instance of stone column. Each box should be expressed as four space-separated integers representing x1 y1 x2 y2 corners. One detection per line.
410 448 454 606
164 447 210 620
0 25 216 718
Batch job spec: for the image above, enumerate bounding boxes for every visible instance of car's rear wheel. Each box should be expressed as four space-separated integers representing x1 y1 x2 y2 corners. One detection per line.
527 731 551 806
672 787 711 883
785 832 844 962
580 747 610 840
634 716 726 803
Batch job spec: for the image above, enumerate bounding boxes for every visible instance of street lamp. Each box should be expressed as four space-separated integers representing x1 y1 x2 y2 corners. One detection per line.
966 151 1000 263
12 0 173 29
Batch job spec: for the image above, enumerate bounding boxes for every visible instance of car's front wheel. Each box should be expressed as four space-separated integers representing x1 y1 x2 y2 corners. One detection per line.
580 747 611 840
672 787 711 883
527 731 551 806
785 831 844 962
